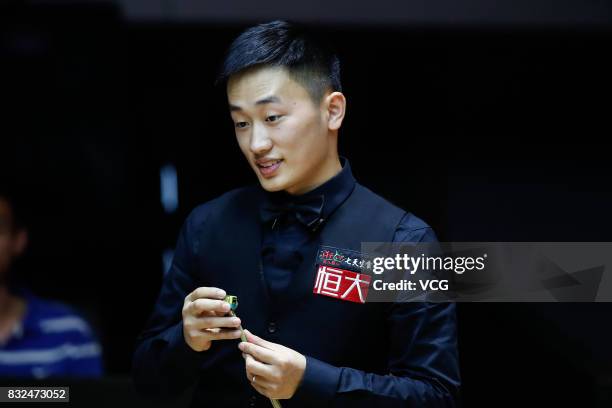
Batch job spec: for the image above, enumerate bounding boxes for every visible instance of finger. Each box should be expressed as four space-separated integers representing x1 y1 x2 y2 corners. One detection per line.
243 329 278 351
187 287 226 302
251 381 272 398
203 328 242 341
245 370 274 391
245 370 273 388
188 298 230 315
239 341 278 364
212 310 229 317
244 354 275 379
193 316 241 330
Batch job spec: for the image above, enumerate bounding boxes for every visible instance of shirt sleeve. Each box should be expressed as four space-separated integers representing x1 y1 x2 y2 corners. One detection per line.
292 212 461 407
132 203 220 398
63 316 104 378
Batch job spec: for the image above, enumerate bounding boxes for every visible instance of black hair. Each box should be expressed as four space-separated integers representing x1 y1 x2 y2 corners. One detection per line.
215 20 342 106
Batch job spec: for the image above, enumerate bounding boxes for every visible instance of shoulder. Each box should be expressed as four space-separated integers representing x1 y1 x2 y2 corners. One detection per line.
352 184 406 222
354 184 438 243
183 184 260 229
26 295 97 339
395 212 438 243
28 294 78 319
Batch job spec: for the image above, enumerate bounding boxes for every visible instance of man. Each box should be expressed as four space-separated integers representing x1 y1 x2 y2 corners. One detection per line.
133 20 460 407
0 190 103 378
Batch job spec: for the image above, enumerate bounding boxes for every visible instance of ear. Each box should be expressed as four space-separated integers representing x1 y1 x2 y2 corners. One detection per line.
13 229 28 257
324 91 346 131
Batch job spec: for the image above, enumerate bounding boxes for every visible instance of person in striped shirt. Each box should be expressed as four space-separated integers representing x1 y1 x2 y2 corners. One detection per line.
0 190 103 378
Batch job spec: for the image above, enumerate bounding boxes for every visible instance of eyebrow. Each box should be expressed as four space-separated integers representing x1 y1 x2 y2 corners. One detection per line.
229 95 282 112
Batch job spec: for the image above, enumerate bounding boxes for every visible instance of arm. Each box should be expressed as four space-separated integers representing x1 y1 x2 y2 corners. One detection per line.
132 204 217 398
293 302 460 407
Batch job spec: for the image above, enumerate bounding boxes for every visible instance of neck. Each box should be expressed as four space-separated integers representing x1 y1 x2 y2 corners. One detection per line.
286 155 342 195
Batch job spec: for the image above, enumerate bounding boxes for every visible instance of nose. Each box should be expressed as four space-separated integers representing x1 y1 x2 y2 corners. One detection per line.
249 122 272 154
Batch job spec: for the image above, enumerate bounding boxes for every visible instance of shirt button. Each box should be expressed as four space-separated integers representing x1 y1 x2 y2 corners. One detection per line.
249 395 257 407
267 321 277 334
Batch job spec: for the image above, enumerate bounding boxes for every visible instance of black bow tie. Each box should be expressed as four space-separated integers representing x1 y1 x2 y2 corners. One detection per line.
260 194 326 232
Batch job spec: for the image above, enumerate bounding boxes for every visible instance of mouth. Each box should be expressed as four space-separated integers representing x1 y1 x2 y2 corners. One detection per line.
256 159 283 177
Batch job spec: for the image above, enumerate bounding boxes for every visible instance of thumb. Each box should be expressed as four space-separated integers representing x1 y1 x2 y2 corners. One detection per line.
243 329 277 350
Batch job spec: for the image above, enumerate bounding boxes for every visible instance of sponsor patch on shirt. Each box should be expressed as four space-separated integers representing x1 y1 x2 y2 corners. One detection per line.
313 245 373 304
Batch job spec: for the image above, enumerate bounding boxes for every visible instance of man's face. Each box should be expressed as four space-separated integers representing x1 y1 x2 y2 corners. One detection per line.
0 198 26 281
227 66 334 195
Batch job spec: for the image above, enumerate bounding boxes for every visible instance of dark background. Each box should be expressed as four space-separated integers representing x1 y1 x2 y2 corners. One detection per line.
2 1 612 407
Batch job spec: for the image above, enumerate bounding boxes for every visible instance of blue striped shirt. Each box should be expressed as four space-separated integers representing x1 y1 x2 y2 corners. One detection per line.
0 289 103 378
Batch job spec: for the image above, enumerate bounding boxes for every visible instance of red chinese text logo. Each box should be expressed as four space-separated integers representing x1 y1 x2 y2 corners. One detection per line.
313 265 371 304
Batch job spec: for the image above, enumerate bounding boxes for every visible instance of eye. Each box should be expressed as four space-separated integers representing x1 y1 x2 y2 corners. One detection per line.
266 115 282 122
235 121 249 129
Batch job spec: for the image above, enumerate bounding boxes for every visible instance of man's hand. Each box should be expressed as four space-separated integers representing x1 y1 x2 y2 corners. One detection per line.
239 329 306 400
182 287 242 352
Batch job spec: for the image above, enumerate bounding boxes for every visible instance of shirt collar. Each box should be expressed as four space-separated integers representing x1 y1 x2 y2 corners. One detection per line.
260 156 356 223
